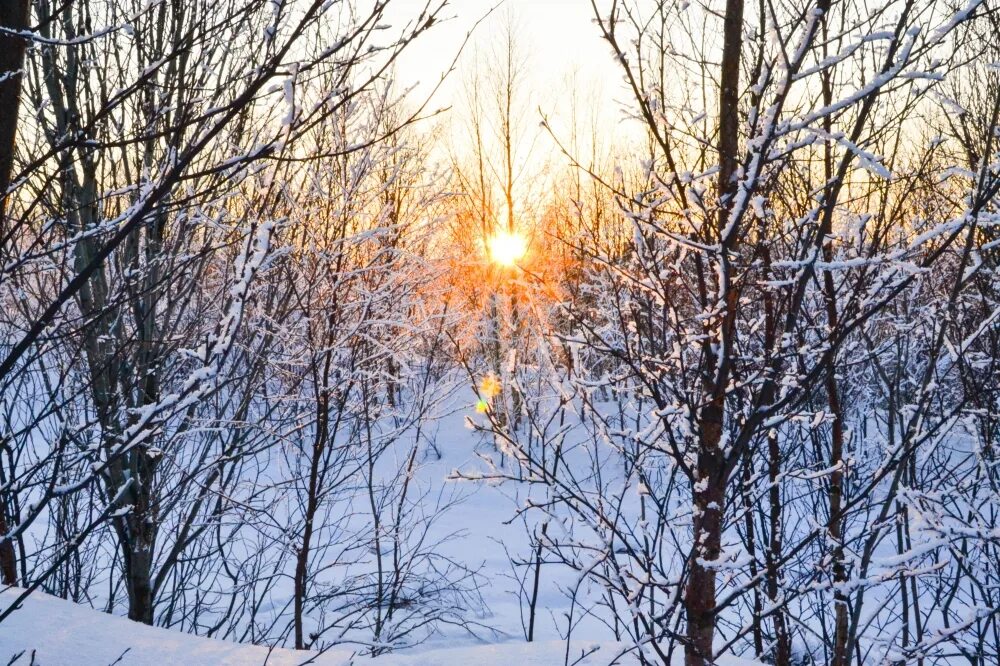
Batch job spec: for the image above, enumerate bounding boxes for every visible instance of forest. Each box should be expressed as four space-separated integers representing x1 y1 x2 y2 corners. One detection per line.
0 0 999 664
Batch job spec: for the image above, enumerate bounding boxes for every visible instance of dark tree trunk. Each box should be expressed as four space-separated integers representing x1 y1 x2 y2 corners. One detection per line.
0 0 29 217
0 512 15 586
294 390 329 649
826 357 850 666
684 0 745 659
0 0 30 586
125 526 155 624
685 399 727 666
767 430 792 666
741 453 764 657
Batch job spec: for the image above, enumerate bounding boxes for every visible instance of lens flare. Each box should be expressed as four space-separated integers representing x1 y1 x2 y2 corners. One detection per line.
487 230 528 267
480 374 502 400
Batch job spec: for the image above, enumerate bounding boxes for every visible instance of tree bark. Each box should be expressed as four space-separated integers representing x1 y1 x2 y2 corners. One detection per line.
0 0 30 589
0 512 15 586
0 0 29 219
294 392 328 650
826 360 849 666
686 400 726 666
684 0 745 660
766 430 792 666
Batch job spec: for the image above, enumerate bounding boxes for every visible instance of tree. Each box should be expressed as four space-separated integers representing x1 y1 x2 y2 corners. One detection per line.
0 0 446 627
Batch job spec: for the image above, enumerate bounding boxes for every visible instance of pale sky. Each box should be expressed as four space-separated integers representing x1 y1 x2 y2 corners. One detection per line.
378 0 639 243
386 0 632 137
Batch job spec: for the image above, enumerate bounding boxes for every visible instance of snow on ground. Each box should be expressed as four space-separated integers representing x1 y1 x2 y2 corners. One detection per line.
0 396 762 665
408 391 636 649
0 588 762 666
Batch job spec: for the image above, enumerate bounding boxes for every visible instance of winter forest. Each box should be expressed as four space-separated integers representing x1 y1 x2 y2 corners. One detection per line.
0 0 999 664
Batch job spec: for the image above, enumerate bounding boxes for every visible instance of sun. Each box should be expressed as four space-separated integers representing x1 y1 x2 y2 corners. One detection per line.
487 230 528 267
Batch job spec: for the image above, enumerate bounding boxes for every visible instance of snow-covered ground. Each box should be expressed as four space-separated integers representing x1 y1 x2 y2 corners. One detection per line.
0 588 764 665
0 585 589 665
0 395 756 665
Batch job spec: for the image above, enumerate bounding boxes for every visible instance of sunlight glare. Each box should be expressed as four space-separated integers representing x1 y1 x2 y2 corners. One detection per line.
487 230 528 267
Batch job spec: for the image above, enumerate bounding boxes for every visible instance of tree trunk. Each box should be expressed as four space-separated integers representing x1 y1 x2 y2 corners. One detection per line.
684 0 745 658
815 9 851 658
0 0 30 588
686 398 726 666
825 336 849 666
767 430 792 666
125 519 155 624
741 453 764 657
294 390 329 649
526 521 548 642
0 0 29 220
0 512 15 586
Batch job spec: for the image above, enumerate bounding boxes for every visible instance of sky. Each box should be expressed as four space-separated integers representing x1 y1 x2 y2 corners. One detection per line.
385 0 630 135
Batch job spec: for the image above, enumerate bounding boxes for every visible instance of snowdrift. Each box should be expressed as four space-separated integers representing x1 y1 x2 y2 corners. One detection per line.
0 588 766 665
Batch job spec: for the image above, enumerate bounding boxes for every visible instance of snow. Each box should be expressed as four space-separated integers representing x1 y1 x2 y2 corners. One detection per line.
0 396 770 665
2 0 997 662
0 588 762 666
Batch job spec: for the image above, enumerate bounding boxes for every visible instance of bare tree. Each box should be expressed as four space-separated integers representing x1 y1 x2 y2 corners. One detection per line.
0 0 447 628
